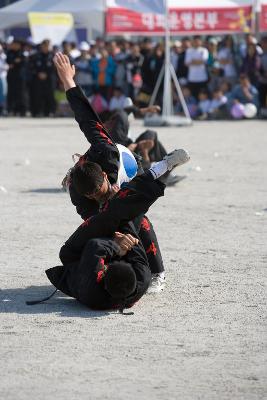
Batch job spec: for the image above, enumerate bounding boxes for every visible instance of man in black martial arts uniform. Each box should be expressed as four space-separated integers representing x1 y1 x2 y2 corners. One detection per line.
45 149 190 312
54 53 167 292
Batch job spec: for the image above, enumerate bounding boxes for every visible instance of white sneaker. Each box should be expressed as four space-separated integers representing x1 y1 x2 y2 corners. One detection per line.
147 273 166 294
164 149 190 171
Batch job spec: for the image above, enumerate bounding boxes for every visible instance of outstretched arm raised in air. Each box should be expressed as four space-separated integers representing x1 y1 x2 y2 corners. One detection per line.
53 52 115 149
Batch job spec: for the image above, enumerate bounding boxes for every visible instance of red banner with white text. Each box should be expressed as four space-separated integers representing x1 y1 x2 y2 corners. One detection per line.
260 4 267 31
106 6 253 35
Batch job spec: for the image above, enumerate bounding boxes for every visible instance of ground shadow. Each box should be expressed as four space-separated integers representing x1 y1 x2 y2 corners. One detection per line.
21 188 65 194
0 285 112 318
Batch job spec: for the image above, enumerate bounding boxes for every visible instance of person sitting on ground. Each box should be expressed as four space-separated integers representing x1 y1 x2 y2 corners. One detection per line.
89 89 109 115
175 85 198 119
229 74 259 109
109 86 127 111
197 89 211 120
207 88 228 119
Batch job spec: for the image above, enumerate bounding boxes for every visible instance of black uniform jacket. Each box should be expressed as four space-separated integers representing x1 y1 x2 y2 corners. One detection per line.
46 232 151 310
46 174 165 310
66 85 120 220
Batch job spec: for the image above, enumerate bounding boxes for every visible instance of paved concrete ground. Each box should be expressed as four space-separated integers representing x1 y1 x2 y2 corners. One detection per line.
0 118 266 400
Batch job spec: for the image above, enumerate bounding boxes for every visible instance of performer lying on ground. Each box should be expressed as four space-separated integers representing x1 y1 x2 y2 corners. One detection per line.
28 149 190 313
53 52 168 292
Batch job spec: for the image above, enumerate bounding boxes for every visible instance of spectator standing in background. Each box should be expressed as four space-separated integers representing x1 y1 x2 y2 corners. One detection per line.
29 39 56 117
69 41 81 59
239 34 263 59
185 36 209 98
207 38 218 69
74 41 93 97
6 39 26 116
217 35 238 85
143 44 165 102
208 61 223 93
140 38 154 93
62 41 74 64
258 36 267 111
171 40 182 72
176 37 191 86
91 48 116 100
241 42 261 87
113 47 128 94
126 44 144 99
89 43 101 61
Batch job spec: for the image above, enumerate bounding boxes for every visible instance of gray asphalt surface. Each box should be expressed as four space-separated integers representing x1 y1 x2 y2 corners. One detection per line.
0 118 266 400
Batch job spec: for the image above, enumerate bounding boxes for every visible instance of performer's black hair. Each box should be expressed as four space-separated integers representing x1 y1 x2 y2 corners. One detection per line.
71 161 104 196
104 261 136 303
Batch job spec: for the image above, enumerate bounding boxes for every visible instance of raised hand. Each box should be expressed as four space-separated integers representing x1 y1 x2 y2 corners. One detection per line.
53 52 76 91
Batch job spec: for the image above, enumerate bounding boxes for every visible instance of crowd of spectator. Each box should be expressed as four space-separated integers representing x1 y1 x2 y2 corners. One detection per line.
0 33 267 119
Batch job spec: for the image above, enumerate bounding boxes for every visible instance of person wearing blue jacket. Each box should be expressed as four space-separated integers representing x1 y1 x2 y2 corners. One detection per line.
91 48 116 99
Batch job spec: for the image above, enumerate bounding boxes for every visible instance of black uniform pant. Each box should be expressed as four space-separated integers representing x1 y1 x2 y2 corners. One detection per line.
139 216 164 273
188 81 208 99
7 73 26 115
31 78 56 116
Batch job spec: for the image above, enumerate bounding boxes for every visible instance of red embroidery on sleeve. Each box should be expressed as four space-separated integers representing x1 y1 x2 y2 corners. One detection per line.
96 258 108 283
95 122 112 145
146 242 157 256
141 217 150 232
117 189 130 199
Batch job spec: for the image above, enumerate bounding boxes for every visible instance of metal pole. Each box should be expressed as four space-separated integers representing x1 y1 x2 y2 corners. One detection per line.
169 63 191 120
162 0 172 117
252 0 261 40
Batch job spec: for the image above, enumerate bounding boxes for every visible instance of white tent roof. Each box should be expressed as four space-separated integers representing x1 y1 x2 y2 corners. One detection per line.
168 0 254 7
0 0 105 30
0 0 265 32
107 0 255 8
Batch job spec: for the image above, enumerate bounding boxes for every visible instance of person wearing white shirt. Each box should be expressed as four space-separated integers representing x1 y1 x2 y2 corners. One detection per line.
185 36 209 98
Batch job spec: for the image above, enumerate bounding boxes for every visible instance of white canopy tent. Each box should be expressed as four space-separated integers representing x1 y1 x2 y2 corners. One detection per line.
1 0 266 35
0 0 105 36
168 0 253 7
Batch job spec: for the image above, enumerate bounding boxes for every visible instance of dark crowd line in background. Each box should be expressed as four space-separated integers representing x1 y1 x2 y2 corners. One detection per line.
0 33 267 120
